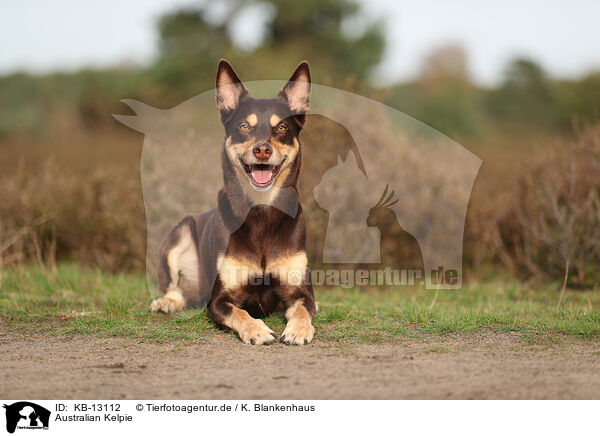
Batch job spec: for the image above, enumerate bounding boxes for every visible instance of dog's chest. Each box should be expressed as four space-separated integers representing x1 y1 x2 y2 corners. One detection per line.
217 250 307 291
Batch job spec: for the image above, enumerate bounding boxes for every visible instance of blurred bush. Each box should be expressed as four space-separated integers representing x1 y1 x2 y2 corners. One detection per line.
1 158 145 272
513 128 600 287
464 127 600 288
385 45 488 139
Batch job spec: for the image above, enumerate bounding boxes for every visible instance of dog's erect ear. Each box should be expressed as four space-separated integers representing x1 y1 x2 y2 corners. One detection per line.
216 59 249 122
278 61 311 123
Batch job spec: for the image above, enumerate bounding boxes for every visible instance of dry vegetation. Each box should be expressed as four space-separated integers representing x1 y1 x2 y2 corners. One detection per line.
464 126 600 287
1 109 599 288
0 122 146 273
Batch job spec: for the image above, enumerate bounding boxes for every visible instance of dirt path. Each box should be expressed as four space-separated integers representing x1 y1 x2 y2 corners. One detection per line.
1 329 599 399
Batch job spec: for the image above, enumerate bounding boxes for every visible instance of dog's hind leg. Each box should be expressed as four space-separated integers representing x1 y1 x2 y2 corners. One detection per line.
151 217 200 314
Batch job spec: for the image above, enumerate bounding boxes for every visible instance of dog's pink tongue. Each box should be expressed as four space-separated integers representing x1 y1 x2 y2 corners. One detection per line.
251 167 272 184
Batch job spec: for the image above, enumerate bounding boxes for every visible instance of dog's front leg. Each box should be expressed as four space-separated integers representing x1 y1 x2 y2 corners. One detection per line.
209 294 276 345
280 288 316 345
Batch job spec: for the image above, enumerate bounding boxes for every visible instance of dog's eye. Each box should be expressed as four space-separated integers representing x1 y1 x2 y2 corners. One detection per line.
239 122 250 131
276 123 288 132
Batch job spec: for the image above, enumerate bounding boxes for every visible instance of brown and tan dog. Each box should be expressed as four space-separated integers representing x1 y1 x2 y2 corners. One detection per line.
150 60 316 345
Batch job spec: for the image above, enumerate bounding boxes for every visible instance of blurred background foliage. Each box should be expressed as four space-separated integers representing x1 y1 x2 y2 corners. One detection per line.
3 0 599 141
1 0 600 287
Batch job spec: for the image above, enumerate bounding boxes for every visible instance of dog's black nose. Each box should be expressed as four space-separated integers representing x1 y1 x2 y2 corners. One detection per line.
253 143 272 160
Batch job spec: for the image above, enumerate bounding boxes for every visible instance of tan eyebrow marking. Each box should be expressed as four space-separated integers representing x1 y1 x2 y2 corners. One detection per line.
246 113 258 126
269 114 281 127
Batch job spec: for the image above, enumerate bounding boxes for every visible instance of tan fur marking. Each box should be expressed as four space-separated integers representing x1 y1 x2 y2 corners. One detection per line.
269 114 281 127
267 252 307 285
284 299 309 321
246 113 258 126
166 228 199 291
271 138 298 155
218 254 263 290
225 137 255 166
223 304 275 345
271 139 298 189
281 299 314 345
223 305 252 331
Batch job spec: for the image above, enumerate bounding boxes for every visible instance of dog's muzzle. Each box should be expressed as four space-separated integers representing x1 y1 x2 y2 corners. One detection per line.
239 158 285 189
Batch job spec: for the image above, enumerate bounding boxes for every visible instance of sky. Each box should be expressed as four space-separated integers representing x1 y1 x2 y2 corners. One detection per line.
1 0 599 85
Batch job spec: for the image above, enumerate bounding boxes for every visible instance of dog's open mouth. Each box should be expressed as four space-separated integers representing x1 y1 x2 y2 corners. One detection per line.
240 159 285 188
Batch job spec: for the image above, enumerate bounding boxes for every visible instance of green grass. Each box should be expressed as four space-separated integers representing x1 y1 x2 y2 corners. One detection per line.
1 263 599 343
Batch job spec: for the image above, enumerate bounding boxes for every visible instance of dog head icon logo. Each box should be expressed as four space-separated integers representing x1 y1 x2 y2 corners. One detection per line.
3 402 50 434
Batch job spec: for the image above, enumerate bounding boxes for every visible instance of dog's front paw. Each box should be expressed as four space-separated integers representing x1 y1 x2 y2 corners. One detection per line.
281 318 315 345
150 292 185 314
238 319 276 345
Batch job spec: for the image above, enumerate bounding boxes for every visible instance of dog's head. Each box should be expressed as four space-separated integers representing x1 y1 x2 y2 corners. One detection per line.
216 60 311 194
